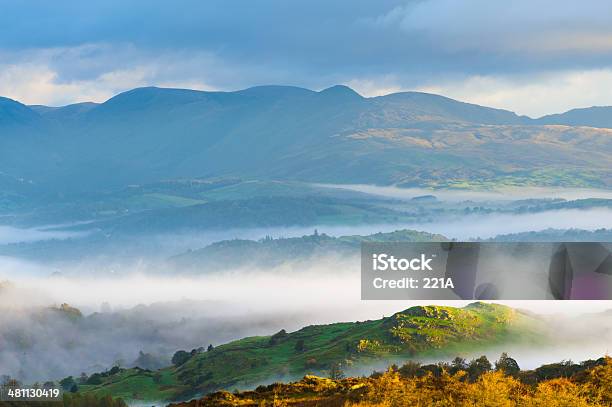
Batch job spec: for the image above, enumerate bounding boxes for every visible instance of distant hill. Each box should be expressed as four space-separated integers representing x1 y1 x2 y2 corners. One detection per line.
487 228 612 242
537 106 612 129
168 227 612 273
76 303 544 401
370 91 530 125
63 195 416 235
0 85 610 198
29 102 99 120
168 229 448 272
0 96 42 127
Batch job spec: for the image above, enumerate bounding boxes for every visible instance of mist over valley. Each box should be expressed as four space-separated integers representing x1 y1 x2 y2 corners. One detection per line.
0 86 610 405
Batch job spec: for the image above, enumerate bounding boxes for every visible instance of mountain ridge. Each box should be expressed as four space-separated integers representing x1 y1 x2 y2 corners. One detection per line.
536 105 612 128
0 96 43 126
19 85 612 123
0 85 610 195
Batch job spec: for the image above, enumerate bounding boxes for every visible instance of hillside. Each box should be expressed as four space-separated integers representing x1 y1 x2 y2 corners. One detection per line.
74 195 410 234
168 229 448 272
537 106 612 128
75 303 544 402
168 227 612 273
0 86 610 199
0 97 43 127
169 356 612 407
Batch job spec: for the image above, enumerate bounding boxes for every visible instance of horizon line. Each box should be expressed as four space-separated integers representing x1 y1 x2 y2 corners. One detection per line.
3 83 612 120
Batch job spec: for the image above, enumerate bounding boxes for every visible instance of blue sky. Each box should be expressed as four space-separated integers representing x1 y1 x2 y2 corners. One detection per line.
2 0 612 116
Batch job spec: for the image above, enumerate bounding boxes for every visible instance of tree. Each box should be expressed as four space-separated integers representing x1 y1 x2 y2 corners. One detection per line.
468 356 492 381
294 339 305 352
108 365 121 375
171 350 191 366
133 350 164 370
451 356 468 374
328 363 345 380
495 352 520 377
268 329 288 345
467 371 521 406
59 376 76 391
86 373 103 385
43 381 56 389
399 361 421 378
421 363 444 377
1 376 21 389
207 344 214 352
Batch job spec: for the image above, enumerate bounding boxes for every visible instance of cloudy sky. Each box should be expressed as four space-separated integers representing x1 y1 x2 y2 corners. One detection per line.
2 0 612 116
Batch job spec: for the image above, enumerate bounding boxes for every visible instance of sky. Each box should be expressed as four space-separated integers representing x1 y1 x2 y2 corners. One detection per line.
2 0 612 117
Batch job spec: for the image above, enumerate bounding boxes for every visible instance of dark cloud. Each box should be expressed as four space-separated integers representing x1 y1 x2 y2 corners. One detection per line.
2 0 612 112
3 1 612 76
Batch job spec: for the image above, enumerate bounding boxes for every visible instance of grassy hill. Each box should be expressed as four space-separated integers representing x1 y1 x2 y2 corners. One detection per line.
75 303 544 402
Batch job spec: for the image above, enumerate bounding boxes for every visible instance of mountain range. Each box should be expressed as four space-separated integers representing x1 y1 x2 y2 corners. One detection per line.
1 85 611 199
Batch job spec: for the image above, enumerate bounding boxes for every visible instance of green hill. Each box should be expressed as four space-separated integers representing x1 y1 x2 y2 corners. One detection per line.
75 303 545 402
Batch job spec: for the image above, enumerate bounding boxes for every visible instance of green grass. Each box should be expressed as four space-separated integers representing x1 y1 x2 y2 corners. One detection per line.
78 303 544 402
79 368 181 401
197 180 316 201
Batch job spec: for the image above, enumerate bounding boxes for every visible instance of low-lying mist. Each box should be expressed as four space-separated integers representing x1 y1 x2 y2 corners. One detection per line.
407 208 612 240
1 190 610 386
1 253 612 384
4 209 609 268
0 297 312 384
0 225 86 245
318 184 612 202
341 341 612 380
